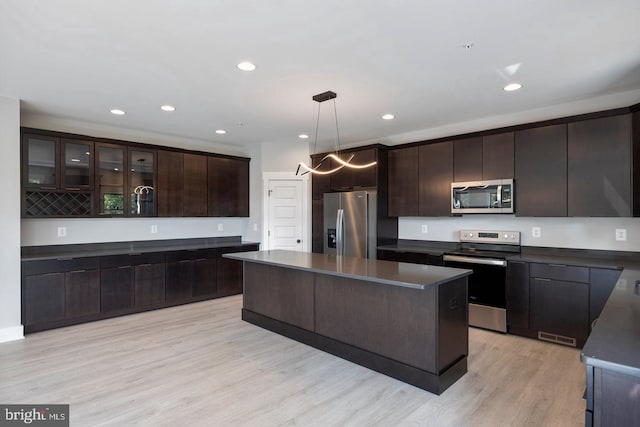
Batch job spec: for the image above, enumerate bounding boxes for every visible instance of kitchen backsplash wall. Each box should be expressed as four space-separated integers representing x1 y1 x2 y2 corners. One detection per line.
399 216 640 252
21 217 248 247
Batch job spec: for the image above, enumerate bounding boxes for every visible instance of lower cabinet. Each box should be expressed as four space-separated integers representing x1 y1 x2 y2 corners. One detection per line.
21 241 259 333
22 257 100 331
506 260 620 348
377 249 444 266
101 266 135 313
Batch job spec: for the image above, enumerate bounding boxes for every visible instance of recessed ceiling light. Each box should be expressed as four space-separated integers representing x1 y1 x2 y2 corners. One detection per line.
382 114 395 120
161 105 175 112
298 134 309 139
237 61 256 71
215 129 226 134
503 83 523 92
110 109 125 115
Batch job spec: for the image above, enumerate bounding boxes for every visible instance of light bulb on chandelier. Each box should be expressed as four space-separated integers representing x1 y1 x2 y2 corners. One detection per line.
296 91 377 176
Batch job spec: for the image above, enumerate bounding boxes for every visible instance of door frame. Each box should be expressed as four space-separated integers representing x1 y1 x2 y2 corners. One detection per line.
262 172 310 252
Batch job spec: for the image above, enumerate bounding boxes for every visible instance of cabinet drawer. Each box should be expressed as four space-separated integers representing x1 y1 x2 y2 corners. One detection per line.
22 256 100 275
165 249 215 263
101 252 165 268
530 263 589 283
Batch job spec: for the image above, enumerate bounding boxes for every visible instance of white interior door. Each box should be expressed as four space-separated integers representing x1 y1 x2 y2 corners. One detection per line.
266 179 304 251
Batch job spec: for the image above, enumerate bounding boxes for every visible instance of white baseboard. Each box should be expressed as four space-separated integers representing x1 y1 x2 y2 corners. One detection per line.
0 325 24 343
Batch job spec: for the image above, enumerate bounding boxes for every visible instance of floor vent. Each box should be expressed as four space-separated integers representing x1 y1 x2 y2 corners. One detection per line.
538 331 576 347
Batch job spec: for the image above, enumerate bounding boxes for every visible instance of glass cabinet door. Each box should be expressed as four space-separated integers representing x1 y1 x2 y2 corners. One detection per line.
24 134 58 188
62 139 93 190
96 144 125 216
129 149 155 216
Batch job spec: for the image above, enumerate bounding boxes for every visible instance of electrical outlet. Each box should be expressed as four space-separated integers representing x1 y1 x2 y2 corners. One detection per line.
615 229 627 241
531 227 541 238
57 227 66 237
151 224 158 234
421 224 428 234
253 223 258 231
217 223 224 231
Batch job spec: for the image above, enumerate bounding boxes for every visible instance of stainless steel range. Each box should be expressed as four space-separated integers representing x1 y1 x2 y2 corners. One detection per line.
443 230 521 333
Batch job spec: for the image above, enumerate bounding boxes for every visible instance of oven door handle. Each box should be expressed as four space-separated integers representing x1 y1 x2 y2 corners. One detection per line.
443 255 507 267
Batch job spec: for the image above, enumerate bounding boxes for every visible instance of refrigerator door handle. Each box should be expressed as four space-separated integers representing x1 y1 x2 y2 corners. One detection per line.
336 208 345 256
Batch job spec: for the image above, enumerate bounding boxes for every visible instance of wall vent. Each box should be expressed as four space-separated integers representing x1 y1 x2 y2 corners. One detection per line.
538 331 576 347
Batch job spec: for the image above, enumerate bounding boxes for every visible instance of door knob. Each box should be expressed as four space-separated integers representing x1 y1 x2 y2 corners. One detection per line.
297 239 301 243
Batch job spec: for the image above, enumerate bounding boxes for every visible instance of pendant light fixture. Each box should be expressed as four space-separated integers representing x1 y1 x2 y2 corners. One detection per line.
296 91 377 175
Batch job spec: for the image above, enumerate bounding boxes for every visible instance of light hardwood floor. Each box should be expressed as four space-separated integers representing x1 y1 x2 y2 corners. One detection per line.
0 295 585 426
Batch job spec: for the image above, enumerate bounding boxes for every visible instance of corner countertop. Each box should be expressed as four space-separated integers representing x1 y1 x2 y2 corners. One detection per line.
224 250 472 290
21 237 260 261
581 264 640 377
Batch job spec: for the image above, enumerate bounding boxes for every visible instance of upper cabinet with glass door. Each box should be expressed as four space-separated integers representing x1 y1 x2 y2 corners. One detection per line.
23 134 59 189
61 139 93 190
96 143 125 216
129 149 156 216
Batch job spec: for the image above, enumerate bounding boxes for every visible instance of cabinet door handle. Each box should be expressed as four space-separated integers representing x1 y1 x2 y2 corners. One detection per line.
130 253 142 256
68 269 86 273
178 260 191 264
118 265 131 269
195 258 208 262
138 263 152 267
41 186 57 190
533 277 551 282
549 264 567 268
65 187 81 191
56 257 73 261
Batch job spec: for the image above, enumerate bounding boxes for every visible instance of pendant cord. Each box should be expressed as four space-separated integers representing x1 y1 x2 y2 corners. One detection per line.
312 102 321 156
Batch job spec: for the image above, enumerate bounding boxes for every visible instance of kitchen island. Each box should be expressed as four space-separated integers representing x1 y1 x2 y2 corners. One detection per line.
224 250 472 394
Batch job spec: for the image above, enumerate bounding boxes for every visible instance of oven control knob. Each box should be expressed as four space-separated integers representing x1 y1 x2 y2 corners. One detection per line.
469 233 473 238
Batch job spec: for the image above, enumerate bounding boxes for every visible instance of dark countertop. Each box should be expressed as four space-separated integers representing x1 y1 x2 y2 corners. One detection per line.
224 249 472 290
21 236 260 261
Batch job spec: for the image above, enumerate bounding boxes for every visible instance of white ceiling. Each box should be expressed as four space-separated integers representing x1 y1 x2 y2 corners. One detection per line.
1 0 640 151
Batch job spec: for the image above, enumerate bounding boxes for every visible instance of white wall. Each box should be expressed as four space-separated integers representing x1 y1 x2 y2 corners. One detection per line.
400 216 640 252
0 96 22 342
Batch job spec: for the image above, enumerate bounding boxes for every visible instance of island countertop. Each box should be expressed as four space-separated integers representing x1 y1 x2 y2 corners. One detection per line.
224 250 472 290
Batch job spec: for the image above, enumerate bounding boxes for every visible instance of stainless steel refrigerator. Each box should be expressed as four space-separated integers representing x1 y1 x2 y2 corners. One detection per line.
324 190 377 259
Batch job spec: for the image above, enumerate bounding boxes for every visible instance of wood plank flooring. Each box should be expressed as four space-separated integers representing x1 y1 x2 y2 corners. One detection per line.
0 295 585 426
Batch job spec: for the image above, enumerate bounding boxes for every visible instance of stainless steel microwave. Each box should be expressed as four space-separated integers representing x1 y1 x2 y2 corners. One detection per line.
451 179 514 214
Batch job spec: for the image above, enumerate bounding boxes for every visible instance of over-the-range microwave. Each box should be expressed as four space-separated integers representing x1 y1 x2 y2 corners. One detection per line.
451 179 514 214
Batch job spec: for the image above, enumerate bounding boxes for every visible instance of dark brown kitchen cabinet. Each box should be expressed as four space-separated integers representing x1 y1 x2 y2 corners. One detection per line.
453 137 483 182
23 133 59 189
183 153 208 217
134 263 166 307
589 268 621 327
482 132 514 180
311 155 332 200
23 273 65 325
388 147 419 217
65 269 100 318
515 124 568 217
529 263 590 347
217 254 243 296
100 266 135 312
330 148 377 190
22 256 100 332
377 249 443 266
312 199 324 253
165 258 194 302
419 141 453 217
506 260 529 331
157 150 184 217
193 255 218 297
568 114 632 217
128 148 156 217
62 139 94 190
208 156 250 217
95 143 126 216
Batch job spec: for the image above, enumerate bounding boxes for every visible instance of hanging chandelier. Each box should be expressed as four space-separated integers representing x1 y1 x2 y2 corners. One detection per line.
296 91 377 175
